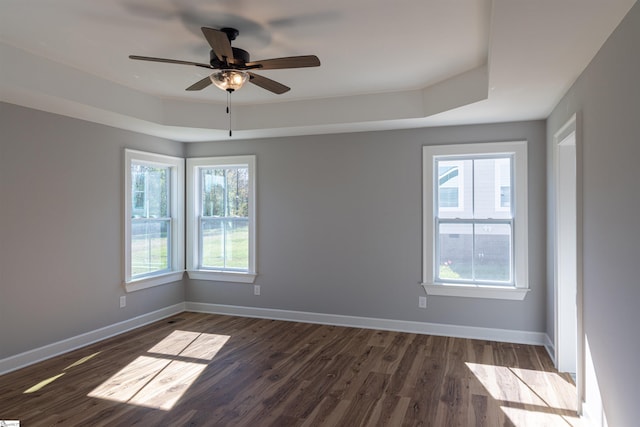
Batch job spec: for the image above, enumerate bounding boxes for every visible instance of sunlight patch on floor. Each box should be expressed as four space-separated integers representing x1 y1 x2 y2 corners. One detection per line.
501 405 584 427
23 373 65 394
23 352 102 394
148 330 230 361
88 330 230 410
64 352 101 370
466 362 581 426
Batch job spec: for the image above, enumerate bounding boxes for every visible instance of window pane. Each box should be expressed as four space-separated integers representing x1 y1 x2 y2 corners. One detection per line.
202 169 225 217
225 219 249 269
474 157 511 219
200 165 250 272
131 164 169 218
201 218 249 270
438 223 473 281
439 188 459 208
147 168 168 218
131 220 170 276
201 219 224 268
474 223 512 283
500 186 511 208
227 168 249 217
438 222 512 284
133 173 145 210
201 167 249 218
437 159 472 218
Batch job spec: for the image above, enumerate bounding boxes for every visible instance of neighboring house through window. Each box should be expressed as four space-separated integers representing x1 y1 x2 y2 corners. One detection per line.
438 162 463 210
422 141 529 300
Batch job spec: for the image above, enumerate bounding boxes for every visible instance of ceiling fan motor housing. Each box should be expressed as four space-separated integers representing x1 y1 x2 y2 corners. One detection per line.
210 47 250 68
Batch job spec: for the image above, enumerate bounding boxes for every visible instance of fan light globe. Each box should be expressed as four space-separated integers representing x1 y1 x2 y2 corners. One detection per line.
210 70 249 92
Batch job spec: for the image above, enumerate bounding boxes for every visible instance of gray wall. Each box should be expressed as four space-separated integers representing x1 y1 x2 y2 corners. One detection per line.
547 3 640 426
186 121 547 332
0 103 547 364
0 103 185 358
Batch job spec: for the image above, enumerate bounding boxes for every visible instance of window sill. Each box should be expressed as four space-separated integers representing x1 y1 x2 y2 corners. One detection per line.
187 270 257 283
124 271 185 293
422 283 529 300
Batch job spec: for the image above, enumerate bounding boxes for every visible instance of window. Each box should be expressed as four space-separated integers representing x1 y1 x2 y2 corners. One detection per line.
422 142 529 300
124 150 184 291
187 156 256 283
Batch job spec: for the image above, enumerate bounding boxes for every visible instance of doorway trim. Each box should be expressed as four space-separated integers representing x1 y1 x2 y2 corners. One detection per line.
553 112 584 413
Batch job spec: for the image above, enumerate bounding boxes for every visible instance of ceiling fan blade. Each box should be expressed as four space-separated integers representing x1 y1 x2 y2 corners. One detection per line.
246 55 320 70
248 72 290 94
129 55 213 69
186 76 213 91
201 27 234 63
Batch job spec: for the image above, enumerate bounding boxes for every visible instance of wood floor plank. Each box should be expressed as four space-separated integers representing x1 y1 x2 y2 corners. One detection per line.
337 371 389 426
0 312 579 426
282 353 356 419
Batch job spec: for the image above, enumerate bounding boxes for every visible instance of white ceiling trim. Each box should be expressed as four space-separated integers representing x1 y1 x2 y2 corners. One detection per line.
1 0 636 142
1 42 487 142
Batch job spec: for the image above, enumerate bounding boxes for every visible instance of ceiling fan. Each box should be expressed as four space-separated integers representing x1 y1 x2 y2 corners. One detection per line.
129 27 321 95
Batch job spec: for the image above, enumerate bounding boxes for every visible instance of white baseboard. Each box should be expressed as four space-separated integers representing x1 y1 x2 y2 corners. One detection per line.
0 303 185 375
186 302 550 347
1 302 553 376
544 334 556 365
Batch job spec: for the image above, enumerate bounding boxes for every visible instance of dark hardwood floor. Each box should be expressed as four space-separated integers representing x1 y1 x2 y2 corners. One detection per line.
0 312 581 426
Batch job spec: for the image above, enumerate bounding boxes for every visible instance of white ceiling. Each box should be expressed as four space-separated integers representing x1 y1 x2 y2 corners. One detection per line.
0 0 636 141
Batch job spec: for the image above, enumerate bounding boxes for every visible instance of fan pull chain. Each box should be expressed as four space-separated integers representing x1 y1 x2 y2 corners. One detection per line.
226 90 232 137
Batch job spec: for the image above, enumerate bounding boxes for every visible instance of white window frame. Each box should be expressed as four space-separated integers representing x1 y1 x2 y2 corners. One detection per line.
186 155 257 283
422 141 529 300
124 149 184 292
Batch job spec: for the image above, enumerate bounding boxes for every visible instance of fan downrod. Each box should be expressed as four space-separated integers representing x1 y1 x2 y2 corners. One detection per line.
220 27 239 41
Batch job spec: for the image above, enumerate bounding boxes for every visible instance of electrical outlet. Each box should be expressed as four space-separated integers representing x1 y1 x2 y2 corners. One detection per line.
120 295 126 308
254 285 261 296
418 296 427 308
